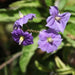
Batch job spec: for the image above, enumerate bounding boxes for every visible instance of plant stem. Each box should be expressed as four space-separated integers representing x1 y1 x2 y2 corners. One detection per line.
0 51 22 70
4 66 8 75
27 29 40 33
72 71 75 75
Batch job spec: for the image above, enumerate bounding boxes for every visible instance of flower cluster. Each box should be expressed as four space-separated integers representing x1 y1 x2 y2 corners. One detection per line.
12 6 71 53
11 12 36 46
38 6 71 53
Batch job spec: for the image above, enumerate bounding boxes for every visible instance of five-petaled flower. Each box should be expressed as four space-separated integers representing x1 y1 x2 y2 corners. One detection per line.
38 29 62 53
11 29 33 46
46 6 71 33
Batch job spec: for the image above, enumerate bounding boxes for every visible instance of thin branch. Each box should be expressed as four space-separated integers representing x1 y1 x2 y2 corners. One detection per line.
27 29 40 33
26 24 30 29
0 51 22 70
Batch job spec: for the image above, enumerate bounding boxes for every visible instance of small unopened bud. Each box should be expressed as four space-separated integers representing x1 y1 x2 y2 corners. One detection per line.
19 11 23 18
19 36 24 45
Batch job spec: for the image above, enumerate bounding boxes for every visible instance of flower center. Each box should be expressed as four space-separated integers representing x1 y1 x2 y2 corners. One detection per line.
47 37 53 43
19 11 23 18
55 16 61 21
14 26 17 29
19 36 24 45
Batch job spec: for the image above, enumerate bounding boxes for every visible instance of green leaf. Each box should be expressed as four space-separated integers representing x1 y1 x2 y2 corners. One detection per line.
66 0 75 6
35 60 50 72
69 17 75 24
63 0 75 12
57 67 74 75
72 71 75 75
66 23 75 36
63 22 75 48
9 1 41 9
58 0 68 10
64 6 75 12
55 56 73 75
45 0 53 6
58 70 72 75
63 30 75 47
57 67 72 72
9 1 25 9
0 7 42 23
48 61 56 70
57 68 73 74
19 36 38 72
55 56 66 68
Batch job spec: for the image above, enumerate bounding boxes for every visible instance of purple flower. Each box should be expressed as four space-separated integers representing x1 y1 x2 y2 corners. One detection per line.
46 6 71 33
13 18 23 29
11 29 33 46
13 13 36 29
23 14 36 24
38 29 62 53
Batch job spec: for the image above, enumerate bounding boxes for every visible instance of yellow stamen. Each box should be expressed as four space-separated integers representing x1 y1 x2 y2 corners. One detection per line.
19 11 23 18
55 16 61 21
14 27 17 29
19 36 24 45
47 37 53 43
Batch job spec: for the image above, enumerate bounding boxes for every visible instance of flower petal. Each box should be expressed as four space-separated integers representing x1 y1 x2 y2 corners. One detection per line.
59 12 71 29
47 20 65 33
38 40 48 52
23 14 36 24
53 38 63 47
13 18 23 29
47 44 57 53
46 17 55 27
39 30 48 41
55 21 64 33
49 6 59 16
46 16 52 23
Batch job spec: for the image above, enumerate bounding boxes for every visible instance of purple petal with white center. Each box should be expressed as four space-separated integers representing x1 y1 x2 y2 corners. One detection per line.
11 29 33 46
46 20 65 33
